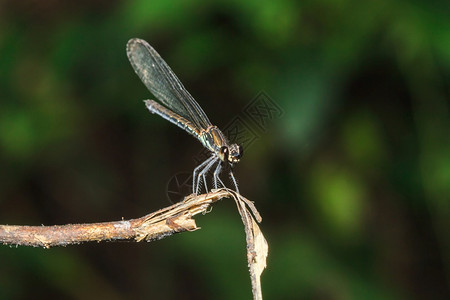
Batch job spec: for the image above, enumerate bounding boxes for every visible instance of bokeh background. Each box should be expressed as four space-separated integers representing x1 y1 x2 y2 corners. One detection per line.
1 0 449 299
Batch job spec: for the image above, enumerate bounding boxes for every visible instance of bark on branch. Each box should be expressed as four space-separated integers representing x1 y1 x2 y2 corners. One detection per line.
0 188 267 300
0 189 236 248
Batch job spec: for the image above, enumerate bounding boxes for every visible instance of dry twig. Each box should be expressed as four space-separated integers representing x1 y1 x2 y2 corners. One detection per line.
0 189 233 248
0 188 268 300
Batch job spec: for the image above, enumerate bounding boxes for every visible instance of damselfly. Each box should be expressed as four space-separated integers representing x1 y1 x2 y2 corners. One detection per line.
126 38 243 195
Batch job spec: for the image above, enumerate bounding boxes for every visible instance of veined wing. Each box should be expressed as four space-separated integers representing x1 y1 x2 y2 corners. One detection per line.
127 38 212 130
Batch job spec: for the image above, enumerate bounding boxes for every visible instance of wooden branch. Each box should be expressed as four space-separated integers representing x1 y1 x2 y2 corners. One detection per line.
0 189 234 248
0 188 268 300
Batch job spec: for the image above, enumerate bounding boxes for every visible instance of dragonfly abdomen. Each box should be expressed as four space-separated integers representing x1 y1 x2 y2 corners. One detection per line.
145 100 201 139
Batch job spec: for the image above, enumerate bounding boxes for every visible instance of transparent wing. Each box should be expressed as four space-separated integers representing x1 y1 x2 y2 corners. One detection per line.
127 38 212 130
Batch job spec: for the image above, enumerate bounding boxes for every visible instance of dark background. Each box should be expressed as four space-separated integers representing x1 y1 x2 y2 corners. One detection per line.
0 1 449 299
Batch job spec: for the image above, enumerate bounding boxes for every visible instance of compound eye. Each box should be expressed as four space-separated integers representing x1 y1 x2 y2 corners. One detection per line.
237 144 243 159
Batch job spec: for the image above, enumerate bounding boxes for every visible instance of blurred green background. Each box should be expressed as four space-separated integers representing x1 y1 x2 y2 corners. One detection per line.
0 0 449 299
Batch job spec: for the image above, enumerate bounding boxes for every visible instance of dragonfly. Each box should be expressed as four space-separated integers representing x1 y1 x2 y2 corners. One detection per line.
126 38 243 195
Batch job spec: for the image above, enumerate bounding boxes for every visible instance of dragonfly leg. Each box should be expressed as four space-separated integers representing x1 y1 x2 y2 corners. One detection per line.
198 157 217 194
193 156 214 195
229 169 240 195
213 162 225 189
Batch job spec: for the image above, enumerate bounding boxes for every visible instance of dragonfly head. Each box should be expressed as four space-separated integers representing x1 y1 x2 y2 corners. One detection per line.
219 144 243 164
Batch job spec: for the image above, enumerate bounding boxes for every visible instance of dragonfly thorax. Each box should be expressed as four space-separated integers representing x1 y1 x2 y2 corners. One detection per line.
201 126 243 165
